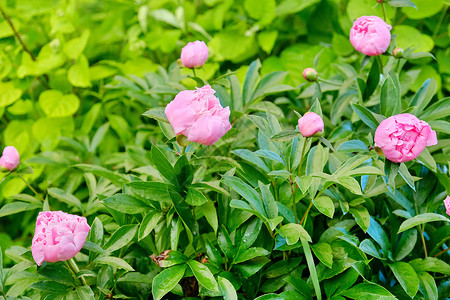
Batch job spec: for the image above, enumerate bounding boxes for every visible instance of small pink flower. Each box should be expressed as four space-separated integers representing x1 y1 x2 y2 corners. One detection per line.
31 211 90 266
298 112 324 137
180 41 209 69
444 196 450 217
303 68 318 82
350 16 392 56
0 146 20 171
374 113 437 163
165 85 231 146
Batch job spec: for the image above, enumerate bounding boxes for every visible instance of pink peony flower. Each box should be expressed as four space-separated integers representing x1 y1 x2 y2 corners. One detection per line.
302 68 318 82
180 41 209 69
350 16 392 56
298 112 324 137
165 85 231 146
0 146 20 171
374 113 437 163
444 196 450 217
31 211 90 266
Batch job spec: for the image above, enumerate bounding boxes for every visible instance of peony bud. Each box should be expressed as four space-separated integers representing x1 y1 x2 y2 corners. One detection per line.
393 47 404 58
350 16 392 56
180 41 209 69
176 134 191 148
31 211 90 266
0 146 20 172
303 68 318 82
298 112 324 137
374 113 437 163
444 196 450 217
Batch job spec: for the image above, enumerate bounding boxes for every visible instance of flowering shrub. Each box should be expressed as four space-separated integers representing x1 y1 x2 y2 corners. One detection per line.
0 0 449 300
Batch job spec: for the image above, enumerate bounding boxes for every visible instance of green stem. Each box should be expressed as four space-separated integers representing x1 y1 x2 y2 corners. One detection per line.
297 137 309 178
432 247 449 258
67 258 87 286
1 290 7 300
300 200 314 226
419 224 428 257
376 55 384 75
432 5 447 39
289 177 298 224
181 146 186 155
380 1 387 22
192 68 196 77
18 174 45 202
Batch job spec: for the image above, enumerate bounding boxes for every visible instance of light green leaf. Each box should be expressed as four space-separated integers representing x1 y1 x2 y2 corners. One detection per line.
152 264 187 300
218 276 237 300
95 256 134 271
389 262 419 297
48 188 83 213
398 213 450 233
68 55 91 87
0 82 22 108
313 196 334 218
187 260 219 292
278 223 312 245
311 242 333 268
38 90 80 118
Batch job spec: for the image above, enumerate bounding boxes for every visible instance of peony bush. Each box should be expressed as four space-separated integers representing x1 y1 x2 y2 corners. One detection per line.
0 0 449 299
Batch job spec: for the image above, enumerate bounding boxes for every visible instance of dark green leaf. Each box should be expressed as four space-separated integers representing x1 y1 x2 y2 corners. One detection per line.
152 264 187 300
389 262 419 297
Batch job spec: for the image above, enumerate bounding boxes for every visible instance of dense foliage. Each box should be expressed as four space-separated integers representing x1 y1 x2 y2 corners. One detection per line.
0 0 449 299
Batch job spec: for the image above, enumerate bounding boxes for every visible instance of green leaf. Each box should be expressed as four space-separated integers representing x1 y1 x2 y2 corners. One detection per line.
410 257 450 275
30 281 72 292
75 286 95 300
169 190 197 244
416 148 437 172
138 211 163 241
311 242 333 269
398 213 450 233
142 107 169 123
359 239 383 259
239 217 262 250
151 145 176 184
278 223 312 245
394 228 417 261
341 282 396 299
389 262 419 297
222 176 265 216
270 130 301 142
0 81 22 108
301 238 322 300
337 176 362 195
48 188 83 213
117 272 154 284
75 164 130 186
68 55 91 87
243 59 262 104
367 216 389 254
218 225 235 260
244 0 275 25
380 73 400 117
417 271 438 300
337 140 368 152
234 247 270 264
0 202 41 217
64 30 90 59
363 58 380 100
388 0 416 8
95 256 134 271
103 224 138 252
232 149 270 173
152 264 187 300
419 97 450 121
349 206 370 232
102 194 150 214
218 276 238 300
252 72 294 99
185 188 208 206
410 79 437 115
187 260 219 292
351 104 380 130
313 196 334 218
39 90 80 117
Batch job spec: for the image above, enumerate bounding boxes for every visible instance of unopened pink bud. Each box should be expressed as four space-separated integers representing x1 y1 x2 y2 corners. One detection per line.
303 68 318 82
0 146 20 171
444 196 450 217
180 41 208 69
298 112 324 137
